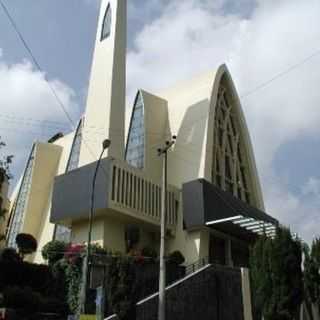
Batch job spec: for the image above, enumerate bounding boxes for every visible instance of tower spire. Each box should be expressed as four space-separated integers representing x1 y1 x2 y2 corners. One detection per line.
79 0 126 165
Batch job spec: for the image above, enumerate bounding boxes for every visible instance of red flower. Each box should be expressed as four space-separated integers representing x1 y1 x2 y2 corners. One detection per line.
64 244 85 264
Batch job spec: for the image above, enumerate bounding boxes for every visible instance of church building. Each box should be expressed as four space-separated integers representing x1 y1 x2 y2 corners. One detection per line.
6 0 278 267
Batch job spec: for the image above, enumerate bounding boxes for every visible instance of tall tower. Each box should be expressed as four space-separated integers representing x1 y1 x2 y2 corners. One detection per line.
79 0 126 166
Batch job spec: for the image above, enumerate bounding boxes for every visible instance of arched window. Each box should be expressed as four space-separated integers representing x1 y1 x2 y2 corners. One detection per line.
125 92 145 169
54 118 83 242
7 145 35 248
65 118 83 172
101 3 112 41
212 83 252 205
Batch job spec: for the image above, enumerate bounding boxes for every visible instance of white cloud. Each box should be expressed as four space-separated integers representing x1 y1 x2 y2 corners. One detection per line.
126 0 320 241
0 56 78 187
302 177 320 197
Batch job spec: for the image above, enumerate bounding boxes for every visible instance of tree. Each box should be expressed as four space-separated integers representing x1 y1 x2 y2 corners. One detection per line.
0 137 13 180
304 238 320 320
250 227 303 320
0 137 13 244
15 233 37 259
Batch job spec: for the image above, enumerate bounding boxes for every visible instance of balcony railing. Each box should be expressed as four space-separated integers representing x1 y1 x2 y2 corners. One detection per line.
109 160 179 228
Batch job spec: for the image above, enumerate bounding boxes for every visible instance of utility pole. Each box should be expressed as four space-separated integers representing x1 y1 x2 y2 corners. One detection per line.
157 136 176 320
79 139 111 316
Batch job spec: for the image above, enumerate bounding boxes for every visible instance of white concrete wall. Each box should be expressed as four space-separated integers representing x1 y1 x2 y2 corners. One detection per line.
167 200 209 265
159 71 215 189
141 90 170 182
33 134 74 263
71 216 127 253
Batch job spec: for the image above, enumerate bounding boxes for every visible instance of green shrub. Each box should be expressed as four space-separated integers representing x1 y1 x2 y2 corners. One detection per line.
168 251 185 265
42 240 68 265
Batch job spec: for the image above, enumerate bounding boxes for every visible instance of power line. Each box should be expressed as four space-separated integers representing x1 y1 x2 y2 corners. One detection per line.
240 49 320 99
0 114 70 127
0 1 117 179
0 0 76 129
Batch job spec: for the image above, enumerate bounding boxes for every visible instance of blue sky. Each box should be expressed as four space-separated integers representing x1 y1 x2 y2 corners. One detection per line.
0 0 320 243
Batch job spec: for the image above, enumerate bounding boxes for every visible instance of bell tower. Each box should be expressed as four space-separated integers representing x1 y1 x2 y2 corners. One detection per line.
79 0 126 165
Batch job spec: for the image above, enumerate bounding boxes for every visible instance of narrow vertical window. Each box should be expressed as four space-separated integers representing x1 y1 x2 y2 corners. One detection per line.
125 91 145 169
65 118 83 172
54 118 83 242
7 145 35 248
101 4 112 41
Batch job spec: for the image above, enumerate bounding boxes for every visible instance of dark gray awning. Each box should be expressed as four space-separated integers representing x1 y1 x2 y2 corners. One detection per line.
182 179 278 241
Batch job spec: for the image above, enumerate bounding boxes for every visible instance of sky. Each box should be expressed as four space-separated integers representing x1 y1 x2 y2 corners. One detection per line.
0 0 320 243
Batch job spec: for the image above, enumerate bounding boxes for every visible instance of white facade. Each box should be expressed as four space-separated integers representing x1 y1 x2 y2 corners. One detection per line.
7 0 276 268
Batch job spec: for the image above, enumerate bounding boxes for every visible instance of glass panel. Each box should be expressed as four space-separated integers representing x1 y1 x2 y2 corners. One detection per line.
65 118 83 172
101 4 112 41
55 118 84 242
125 92 145 169
7 146 35 248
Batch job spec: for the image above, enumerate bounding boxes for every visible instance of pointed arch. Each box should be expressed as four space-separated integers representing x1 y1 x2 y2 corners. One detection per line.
206 65 264 210
65 118 83 172
101 3 112 41
125 91 145 169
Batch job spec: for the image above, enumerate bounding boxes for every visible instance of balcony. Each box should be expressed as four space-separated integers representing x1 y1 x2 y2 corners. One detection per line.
50 157 179 229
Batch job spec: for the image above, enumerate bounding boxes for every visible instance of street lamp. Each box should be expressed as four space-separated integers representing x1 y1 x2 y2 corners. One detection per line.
79 139 111 315
157 136 176 320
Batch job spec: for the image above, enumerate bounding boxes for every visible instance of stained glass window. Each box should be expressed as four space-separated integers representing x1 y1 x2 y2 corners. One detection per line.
101 4 112 41
7 145 35 248
125 92 145 169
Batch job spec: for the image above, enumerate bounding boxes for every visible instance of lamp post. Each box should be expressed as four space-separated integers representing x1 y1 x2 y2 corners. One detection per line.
157 136 176 320
79 139 111 315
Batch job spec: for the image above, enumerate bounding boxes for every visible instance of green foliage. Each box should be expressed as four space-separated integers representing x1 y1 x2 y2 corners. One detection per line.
250 227 303 320
42 240 68 265
61 258 83 313
107 256 136 320
168 250 185 265
304 238 320 315
0 137 13 179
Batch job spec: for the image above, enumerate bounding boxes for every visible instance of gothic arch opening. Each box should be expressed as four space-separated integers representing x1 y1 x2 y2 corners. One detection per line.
211 74 255 206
